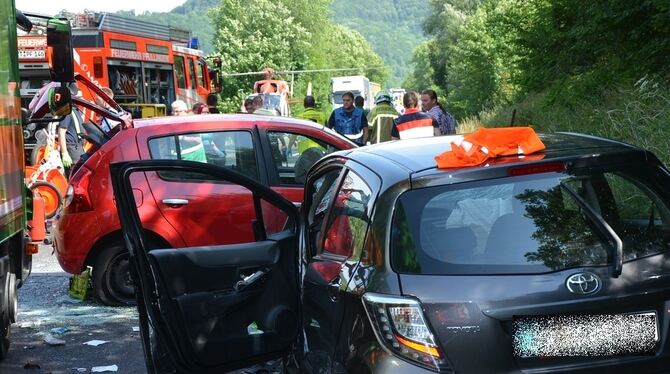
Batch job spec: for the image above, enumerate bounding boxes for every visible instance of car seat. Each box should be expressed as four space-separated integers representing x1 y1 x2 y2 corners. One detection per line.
483 183 549 265
294 147 325 184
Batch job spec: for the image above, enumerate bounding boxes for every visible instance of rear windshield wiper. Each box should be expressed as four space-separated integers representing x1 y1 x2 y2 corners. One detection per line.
560 183 623 278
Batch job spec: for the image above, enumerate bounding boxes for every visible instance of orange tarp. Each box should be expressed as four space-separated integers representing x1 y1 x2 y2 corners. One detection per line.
435 127 545 168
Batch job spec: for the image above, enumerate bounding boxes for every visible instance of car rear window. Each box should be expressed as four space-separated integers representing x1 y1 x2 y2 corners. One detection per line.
392 165 670 275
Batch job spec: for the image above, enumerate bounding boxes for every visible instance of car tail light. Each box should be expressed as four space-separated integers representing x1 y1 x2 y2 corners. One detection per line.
362 293 449 372
65 166 93 213
508 162 566 176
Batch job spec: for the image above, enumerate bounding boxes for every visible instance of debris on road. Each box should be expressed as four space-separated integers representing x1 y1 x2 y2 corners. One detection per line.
91 364 118 372
50 326 71 335
83 340 108 346
132 326 140 332
44 334 66 346
23 362 41 369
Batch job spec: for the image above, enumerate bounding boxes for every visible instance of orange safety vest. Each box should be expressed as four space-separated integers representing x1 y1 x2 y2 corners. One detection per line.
435 127 545 168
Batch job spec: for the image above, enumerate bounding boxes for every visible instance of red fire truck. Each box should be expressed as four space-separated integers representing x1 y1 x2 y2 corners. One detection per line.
18 11 218 158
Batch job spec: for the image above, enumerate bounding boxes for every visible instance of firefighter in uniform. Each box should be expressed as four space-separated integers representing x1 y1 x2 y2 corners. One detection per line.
368 92 399 144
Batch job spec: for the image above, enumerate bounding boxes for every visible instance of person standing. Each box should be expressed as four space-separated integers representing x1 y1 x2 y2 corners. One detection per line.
327 92 368 146
206 93 220 114
392 91 439 140
192 102 210 114
243 98 254 113
367 92 399 144
95 86 121 132
251 95 276 116
171 100 189 116
354 95 370 118
58 84 85 176
420 89 457 135
292 95 326 153
297 95 325 125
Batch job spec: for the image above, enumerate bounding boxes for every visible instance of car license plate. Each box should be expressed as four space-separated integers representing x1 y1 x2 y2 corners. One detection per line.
513 313 658 357
18 49 45 59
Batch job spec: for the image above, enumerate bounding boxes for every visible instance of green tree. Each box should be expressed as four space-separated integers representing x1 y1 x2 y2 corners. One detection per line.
403 41 436 92
208 0 310 111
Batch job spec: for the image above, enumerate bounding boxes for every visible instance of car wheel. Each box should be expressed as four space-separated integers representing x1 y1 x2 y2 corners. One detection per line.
92 244 136 306
0 273 13 361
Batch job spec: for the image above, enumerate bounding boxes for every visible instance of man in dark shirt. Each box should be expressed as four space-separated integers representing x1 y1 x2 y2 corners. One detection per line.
57 105 85 176
207 94 220 114
327 92 368 146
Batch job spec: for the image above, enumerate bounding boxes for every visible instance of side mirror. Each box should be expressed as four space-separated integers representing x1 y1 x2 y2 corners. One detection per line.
48 86 72 117
46 18 74 83
20 107 30 127
15 10 32 32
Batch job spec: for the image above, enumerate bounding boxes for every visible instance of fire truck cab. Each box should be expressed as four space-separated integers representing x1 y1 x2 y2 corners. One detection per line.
17 12 217 161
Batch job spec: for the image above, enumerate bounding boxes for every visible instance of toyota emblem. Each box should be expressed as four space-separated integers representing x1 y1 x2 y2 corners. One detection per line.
566 272 601 295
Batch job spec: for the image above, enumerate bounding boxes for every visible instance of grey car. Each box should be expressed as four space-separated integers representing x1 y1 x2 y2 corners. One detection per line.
111 132 670 373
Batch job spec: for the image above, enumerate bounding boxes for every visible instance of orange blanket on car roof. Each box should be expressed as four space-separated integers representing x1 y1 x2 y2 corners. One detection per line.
435 127 545 168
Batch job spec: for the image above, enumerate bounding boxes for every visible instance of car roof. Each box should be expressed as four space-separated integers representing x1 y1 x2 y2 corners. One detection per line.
130 113 356 145
133 113 323 131
347 132 643 173
132 113 286 128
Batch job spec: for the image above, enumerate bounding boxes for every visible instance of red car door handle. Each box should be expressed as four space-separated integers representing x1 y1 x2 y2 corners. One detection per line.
161 198 189 207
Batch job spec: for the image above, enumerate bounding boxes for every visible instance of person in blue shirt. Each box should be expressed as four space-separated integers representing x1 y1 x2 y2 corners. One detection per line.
327 91 368 146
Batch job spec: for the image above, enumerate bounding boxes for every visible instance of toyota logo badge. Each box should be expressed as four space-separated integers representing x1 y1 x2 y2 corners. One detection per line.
566 272 601 295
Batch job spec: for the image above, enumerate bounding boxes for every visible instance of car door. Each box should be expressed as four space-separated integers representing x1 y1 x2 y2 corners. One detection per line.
144 128 270 246
300 160 379 371
110 159 301 374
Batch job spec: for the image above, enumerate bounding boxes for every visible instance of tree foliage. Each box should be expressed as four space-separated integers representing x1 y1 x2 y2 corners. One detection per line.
208 0 310 111
207 0 389 112
410 0 670 120
330 0 428 87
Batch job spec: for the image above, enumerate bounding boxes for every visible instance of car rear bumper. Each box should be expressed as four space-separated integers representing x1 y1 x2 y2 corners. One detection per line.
53 211 101 274
361 349 438 373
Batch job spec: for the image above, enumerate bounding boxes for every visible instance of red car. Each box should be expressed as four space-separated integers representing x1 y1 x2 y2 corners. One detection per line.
53 114 355 305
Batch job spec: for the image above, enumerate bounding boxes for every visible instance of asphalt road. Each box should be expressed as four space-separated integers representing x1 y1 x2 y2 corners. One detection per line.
0 244 146 374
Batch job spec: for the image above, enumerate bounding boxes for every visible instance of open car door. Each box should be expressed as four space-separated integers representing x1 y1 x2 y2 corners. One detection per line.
110 160 301 373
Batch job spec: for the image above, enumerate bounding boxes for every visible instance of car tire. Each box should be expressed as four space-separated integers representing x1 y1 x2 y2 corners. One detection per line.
0 273 13 361
92 243 136 306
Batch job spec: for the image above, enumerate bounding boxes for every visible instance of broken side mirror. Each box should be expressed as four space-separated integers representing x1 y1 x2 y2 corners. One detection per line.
46 18 74 84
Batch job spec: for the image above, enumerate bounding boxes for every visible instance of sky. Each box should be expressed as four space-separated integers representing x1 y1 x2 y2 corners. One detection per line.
15 0 187 15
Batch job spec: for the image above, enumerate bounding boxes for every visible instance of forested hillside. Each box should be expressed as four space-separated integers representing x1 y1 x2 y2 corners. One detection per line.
116 0 427 87
407 0 670 163
330 0 428 86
